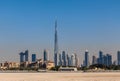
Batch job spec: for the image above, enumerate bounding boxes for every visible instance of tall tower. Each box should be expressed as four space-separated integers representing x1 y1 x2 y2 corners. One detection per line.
54 20 59 66
99 51 103 64
62 51 66 66
19 50 29 63
25 50 29 62
117 51 120 65
71 54 76 66
32 54 36 62
44 49 49 61
84 50 89 67
19 52 24 62
92 55 97 65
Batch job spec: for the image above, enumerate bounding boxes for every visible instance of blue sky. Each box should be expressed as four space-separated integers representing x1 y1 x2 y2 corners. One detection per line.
0 0 120 63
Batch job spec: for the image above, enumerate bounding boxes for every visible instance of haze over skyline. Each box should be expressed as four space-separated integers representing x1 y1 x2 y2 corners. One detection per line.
0 0 120 63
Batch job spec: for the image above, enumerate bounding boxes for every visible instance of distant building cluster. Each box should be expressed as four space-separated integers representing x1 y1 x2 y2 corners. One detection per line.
58 51 79 67
53 20 120 68
82 50 120 67
19 50 54 70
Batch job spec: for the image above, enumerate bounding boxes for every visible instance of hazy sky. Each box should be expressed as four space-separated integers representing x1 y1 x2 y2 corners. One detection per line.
0 0 120 64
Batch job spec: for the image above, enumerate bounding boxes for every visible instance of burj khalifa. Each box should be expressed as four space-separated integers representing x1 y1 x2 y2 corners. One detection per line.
54 20 59 66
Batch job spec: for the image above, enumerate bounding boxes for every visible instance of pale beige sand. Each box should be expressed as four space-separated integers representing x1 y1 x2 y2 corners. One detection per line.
0 72 120 81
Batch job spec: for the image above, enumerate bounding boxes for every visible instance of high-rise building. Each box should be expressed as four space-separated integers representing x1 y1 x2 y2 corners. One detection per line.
74 53 79 67
98 51 103 64
25 50 29 62
117 51 120 65
32 54 36 62
106 54 112 66
84 50 89 67
43 49 49 61
19 52 24 62
66 54 71 66
62 51 66 66
59 54 62 66
102 55 107 65
92 55 97 65
71 54 76 66
54 20 59 66
102 54 112 66
19 50 29 63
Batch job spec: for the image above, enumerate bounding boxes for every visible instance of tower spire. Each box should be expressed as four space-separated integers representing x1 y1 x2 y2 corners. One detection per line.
55 20 57 31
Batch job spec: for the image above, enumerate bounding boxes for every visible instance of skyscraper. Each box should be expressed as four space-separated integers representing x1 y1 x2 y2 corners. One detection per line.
92 55 97 65
102 55 107 66
98 51 103 64
66 54 70 66
102 54 112 66
19 52 24 62
66 54 71 66
25 50 29 62
19 50 29 63
54 20 59 66
84 50 89 67
71 54 76 66
74 53 79 67
59 54 62 66
32 54 36 62
43 49 49 61
106 54 112 66
62 51 66 66
117 51 120 65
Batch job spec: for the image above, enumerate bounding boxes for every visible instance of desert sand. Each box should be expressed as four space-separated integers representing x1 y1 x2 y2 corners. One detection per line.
0 72 120 81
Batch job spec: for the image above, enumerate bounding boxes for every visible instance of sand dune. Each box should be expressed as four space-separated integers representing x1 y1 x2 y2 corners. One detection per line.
0 72 119 81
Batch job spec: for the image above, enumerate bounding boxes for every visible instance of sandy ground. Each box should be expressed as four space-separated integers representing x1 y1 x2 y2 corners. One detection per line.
0 72 120 81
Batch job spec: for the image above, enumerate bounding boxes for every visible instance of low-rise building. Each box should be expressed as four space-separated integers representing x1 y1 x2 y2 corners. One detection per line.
46 61 54 70
59 67 78 71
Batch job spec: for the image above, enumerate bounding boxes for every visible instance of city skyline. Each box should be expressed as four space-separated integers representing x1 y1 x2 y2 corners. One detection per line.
17 49 120 67
0 0 120 64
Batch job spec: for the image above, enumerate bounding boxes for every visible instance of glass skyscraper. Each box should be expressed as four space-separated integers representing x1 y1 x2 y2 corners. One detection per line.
62 51 66 66
117 51 120 65
99 51 103 64
54 20 59 66
19 50 29 62
84 50 89 67
43 49 49 61
32 54 36 62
